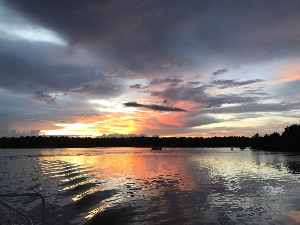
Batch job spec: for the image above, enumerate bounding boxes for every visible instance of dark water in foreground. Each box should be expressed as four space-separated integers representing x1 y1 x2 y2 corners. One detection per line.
0 148 300 225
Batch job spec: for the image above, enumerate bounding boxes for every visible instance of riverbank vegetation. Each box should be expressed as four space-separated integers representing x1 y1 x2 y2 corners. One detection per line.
0 124 299 152
251 124 300 151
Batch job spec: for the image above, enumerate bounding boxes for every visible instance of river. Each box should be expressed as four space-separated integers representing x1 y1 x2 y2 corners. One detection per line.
0 148 300 224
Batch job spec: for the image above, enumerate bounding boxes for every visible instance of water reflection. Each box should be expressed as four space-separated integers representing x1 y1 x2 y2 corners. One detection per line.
39 150 201 224
0 148 299 224
286 160 300 174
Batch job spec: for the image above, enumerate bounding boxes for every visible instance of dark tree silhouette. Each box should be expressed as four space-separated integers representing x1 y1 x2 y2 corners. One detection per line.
0 135 251 149
281 124 300 151
0 124 299 152
249 124 300 152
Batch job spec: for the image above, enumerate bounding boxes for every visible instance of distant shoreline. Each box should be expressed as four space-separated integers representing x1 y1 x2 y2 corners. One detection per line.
0 124 299 152
1 124 300 152
0 136 250 149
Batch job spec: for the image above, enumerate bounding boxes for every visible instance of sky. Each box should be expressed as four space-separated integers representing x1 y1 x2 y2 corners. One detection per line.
1 0 300 137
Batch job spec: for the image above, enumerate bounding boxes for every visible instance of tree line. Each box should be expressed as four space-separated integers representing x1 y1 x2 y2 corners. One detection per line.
251 124 300 151
0 124 299 152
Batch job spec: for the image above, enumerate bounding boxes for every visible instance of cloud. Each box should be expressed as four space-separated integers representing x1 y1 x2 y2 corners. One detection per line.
212 68 229 76
188 81 201 85
130 84 143 89
33 91 56 105
203 95 260 108
159 85 207 101
3 0 300 74
44 98 56 105
267 80 300 99
211 79 264 89
0 1 66 45
149 82 262 108
123 102 188 112
149 78 183 86
0 45 98 93
151 91 163 96
2 0 300 137
98 133 148 138
199 102 300 114
244 89 269 96
0 114 41 137
8 129 40 137
184 115 221 128
163 62 188 69
69 80 124 97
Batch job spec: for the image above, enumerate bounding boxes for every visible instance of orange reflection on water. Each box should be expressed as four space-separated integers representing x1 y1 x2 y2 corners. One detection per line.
40 149 197 194
92 153 197 192
39 149 199 222
289 211 300 223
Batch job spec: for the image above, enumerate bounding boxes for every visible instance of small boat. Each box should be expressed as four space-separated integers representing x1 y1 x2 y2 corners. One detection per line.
151 146 162 150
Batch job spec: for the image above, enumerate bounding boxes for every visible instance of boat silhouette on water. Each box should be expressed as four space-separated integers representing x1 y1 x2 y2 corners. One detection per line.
151 146 162 150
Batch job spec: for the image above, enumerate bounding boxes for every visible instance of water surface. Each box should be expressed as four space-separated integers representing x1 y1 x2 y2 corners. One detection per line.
0 148 300 224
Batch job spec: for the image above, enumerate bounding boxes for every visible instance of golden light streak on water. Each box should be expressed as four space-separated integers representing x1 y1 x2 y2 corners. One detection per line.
59 178 97 191
72 179 127 202
72 185 107 202
44 168 91 179
43 165 90 174
59 173 93 183
85 201 116 220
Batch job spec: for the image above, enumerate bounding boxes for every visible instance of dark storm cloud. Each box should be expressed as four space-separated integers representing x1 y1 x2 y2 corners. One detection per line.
4 0 300 72
211 79 264 89
212 68 229 76
123 102 187 112
33 91 56 105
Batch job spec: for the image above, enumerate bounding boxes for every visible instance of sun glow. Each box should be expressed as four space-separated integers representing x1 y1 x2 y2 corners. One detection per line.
56 123 93 130
40 111 153 136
